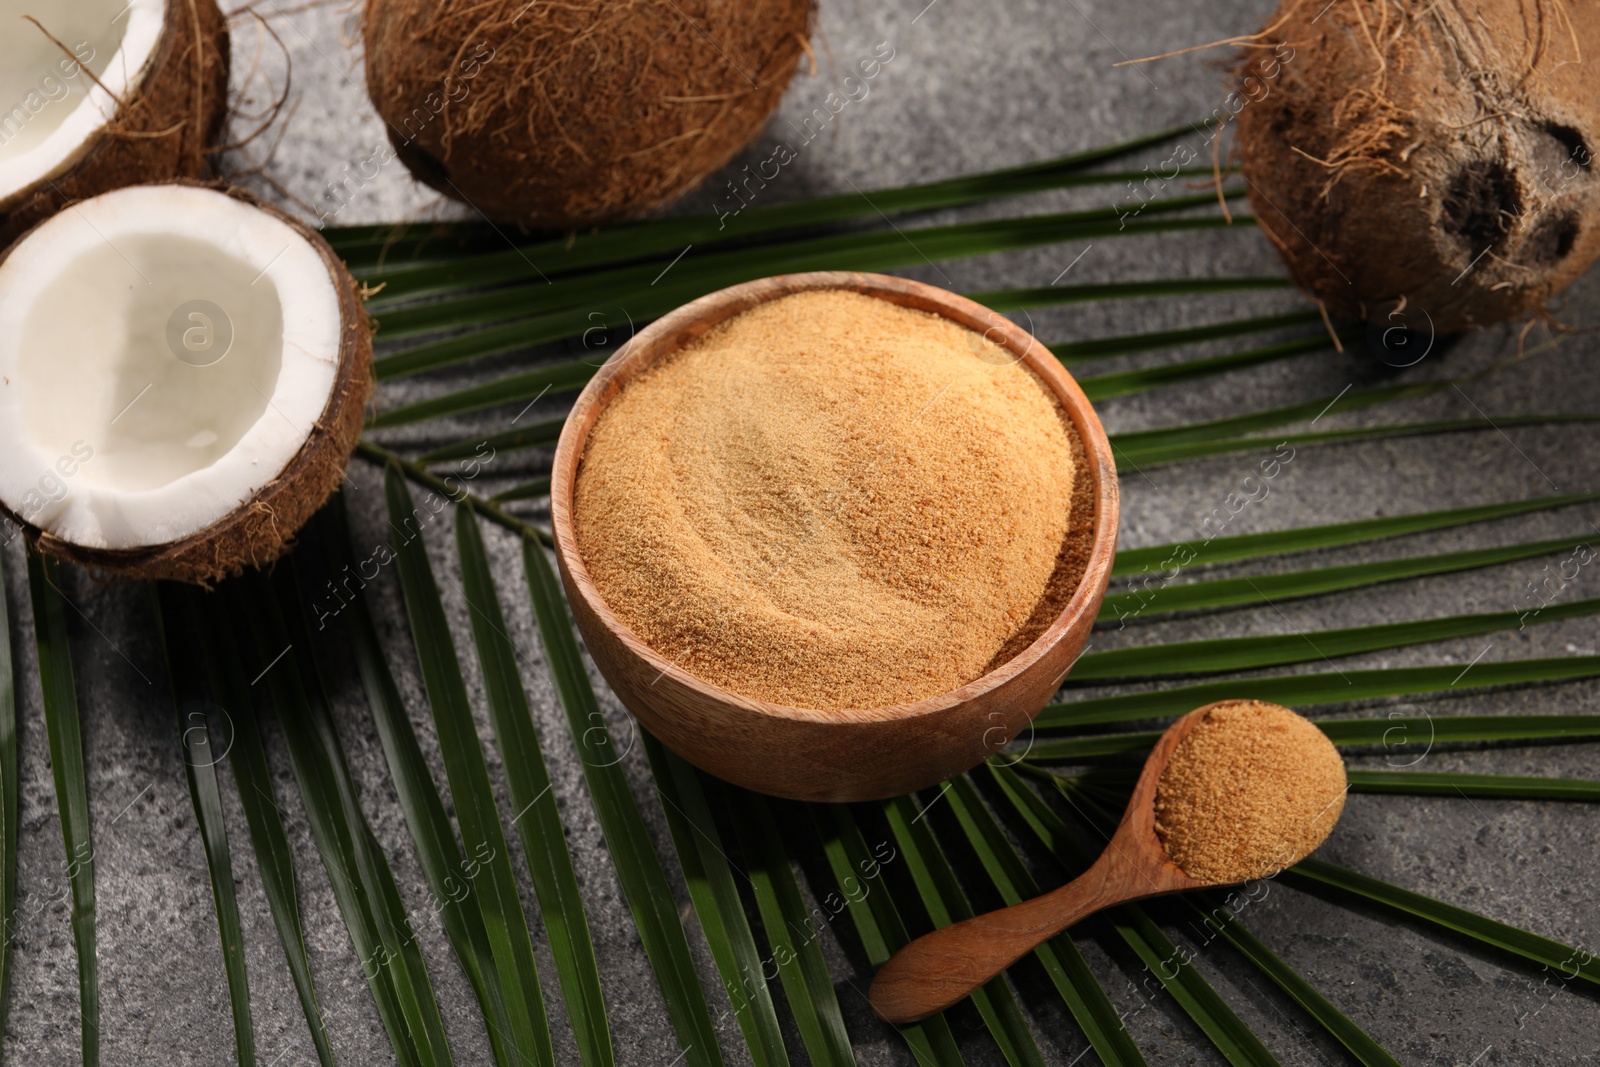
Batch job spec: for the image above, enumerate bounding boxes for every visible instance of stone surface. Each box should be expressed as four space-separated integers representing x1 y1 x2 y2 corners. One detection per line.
3 0 1599 1064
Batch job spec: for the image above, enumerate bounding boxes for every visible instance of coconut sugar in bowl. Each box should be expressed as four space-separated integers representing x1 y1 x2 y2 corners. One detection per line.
549 272 1119 802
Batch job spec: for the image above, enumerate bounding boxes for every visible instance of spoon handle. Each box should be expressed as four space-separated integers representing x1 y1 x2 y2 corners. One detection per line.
869 857 1121 1024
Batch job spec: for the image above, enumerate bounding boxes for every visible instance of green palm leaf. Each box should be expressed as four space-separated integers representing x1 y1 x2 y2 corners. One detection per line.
420 417 565 465
366 273 1294 431
728 792 857 1067
1101 534 1592 620
358 178 1235 301
194 591 338 1067
811 805 968 1067
309 505 527 1067
338 120 1219 285
369 362 595 430
994 764 1400 1067
26 550 99 1066
1111 490 1600 576
0 546 18 1039
1286 858 1600 987
1071 597 1600 681
974 275 1284 314
455 506 614 1067
385 467 556 1067
372 198 1238 343
882 795 1047 1067
240 571 454 1067
644 736 792 1067
520 538 727 1067
1179 906 1402 1067
371 214 1240 383
1030 714 1600 762
1078 334 1338 402
1037 655 1600 729
946 775 1272 1066
492 478 552 505
348 162 1230 295
153 584 255 1066
1113 414 1600 470
1053 311 1321 361
1346 770 1600 800
1106 379 1457 468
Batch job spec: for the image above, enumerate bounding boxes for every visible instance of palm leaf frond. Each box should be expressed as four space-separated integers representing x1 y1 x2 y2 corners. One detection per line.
1031 714 1600 762
0 545 18 1039
1102 534 1594 620
1078 334 1339 402
455 506 614 1067
1286 858 1600 987
645 736 792 1067
1114 414 1600 470
1072 597 1600 682
385 467 556 1067
728 792 857 1067
946 776 1274 1066
240 571 454 1066
194 591 338 1067
309 505 527 1067
520 538 727 1067
26 550 99 1066
335 120 1222 280
812 806 969 1066
1111 490 1600 576
992 764 1401 1067
1053 311 1321 361
1346 770 1600 800
882 795 1048 1067
1038 656 1600 730
492 478 553 505
153 584 255 1066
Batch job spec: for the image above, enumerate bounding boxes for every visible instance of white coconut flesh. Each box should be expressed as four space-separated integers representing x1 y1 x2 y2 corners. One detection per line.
0 183 346 551
0 0 166 205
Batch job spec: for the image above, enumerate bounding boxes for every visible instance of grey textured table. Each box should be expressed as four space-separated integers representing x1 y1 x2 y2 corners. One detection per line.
3 0 1599 1064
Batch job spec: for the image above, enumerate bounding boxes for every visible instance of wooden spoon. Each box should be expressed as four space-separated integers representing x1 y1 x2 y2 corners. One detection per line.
870 706 1222 1024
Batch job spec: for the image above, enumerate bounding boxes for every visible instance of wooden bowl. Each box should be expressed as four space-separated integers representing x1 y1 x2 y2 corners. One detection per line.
549 271 1119 802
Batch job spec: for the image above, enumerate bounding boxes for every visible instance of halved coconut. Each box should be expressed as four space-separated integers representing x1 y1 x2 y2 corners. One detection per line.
0 183 372 584
0 0 229 249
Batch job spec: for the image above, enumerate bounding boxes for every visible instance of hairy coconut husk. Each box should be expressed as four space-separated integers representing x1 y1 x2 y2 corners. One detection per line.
1235 0 1600 333
0 0 230 250
0 184 373 587
363 0 812 228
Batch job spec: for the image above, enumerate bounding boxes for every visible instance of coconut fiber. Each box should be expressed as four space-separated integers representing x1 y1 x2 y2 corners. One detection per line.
0 0 229 249
363 0 812 228
1236 0 1600 332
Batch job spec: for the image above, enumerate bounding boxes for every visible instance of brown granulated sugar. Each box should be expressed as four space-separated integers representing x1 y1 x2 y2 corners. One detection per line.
573 288 1092 711
1154 700 1347 884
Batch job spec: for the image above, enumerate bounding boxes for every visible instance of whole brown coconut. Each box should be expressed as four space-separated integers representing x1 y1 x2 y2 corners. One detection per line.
1235 0 1600 333
363 0 812 228
0 0 229 250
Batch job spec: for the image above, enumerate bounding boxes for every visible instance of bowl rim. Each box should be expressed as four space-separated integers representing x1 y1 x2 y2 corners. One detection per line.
549 270 1120 726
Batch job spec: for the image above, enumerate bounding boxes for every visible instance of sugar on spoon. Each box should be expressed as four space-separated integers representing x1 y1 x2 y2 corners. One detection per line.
869 699 1347 1024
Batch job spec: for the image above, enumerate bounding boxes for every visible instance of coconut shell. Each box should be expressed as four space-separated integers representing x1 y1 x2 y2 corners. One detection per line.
0 184 373 587
363 0 811 228
0 0 230 251
1235 0 1600 332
